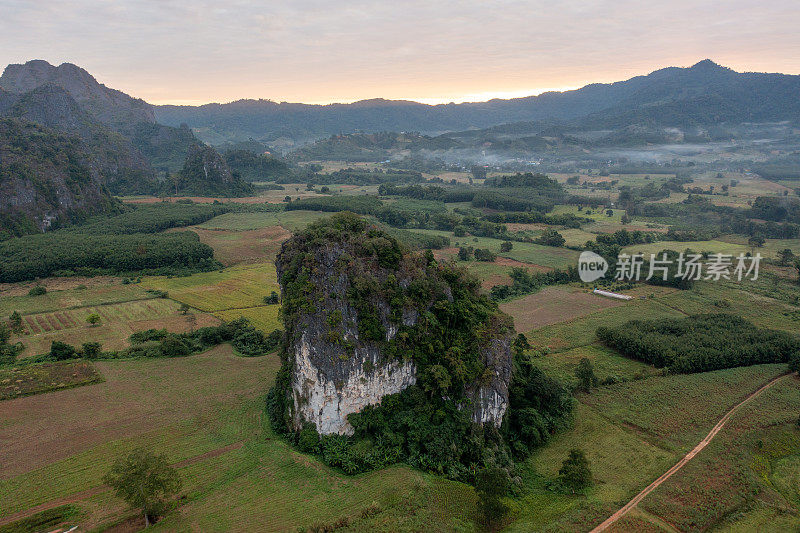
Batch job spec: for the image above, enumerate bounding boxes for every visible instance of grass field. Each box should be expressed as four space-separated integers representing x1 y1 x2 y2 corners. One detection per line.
581 364 787 453
0 346 477 532
524 298 685 352
10 298 220 356
214 304 281 333
0 281 155 318
184 226 290 266
417 229 579 269
534 344 660 388
194 210 326 232
140 262 280 312
639 375 800 531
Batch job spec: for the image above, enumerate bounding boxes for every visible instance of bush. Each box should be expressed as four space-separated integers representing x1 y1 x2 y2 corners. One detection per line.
50 341 76 361
81 342 102 359
558 449 592 493
474 248 497 262
28 286 47 296
298 423 321 453
475 467 511 526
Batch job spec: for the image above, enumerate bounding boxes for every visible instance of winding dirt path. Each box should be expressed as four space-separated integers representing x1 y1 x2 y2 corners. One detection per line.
590 373 789 533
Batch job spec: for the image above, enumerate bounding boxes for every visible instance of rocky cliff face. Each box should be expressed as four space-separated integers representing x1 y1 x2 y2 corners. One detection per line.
0 118 117 237
173 144 254 196
275 214 513 435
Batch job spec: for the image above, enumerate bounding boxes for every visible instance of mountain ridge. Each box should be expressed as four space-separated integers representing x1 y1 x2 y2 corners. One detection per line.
151 60 800 144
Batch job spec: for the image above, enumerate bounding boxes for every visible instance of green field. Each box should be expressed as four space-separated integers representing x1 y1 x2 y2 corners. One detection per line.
0 346 477 532
0 282 156 317
195 210 326 232
215 304 281 333
415 229 579 269
140 262 280 312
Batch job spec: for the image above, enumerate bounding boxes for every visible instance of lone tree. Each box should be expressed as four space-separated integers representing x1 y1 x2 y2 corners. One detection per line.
103 448 182 527
575 358 598 393
86 313 102 326
512 333 531 358
9 311 22 333
558 449 592 493
179 303 190 315
475 467 511 527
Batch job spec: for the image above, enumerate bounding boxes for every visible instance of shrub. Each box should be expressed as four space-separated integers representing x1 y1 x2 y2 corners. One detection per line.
558 449 592 493
50 341 76 361
28 286 47 296
575 358 598 393
475 467 511 526
81 342 102 359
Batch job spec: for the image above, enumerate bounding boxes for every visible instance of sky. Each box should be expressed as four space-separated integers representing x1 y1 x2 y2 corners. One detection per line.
1 0 799 106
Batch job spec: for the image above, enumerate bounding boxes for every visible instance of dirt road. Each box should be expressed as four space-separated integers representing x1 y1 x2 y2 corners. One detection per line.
590 373 789 533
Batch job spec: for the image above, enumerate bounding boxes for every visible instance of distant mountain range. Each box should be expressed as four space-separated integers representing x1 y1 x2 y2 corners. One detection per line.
0 60 251 237
154 60 800 144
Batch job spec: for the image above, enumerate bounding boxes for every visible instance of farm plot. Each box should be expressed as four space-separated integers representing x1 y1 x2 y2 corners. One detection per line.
0 360 103 400
638 375 800 532
214 304 281 333
500 286 625 332
185 225 290 266
10 299 221 356
0 281 153 317
0 345 476 532
140 262 280 312
418 229 579 269
622 239 750 257
659 282 800 333
534 344 660 387
194 210 326 232
524 298 684 352
580 364 787 453
17 298 177 336
513 402 678 533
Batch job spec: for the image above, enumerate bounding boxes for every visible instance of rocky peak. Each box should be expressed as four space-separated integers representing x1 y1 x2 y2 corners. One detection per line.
274 213 514 435
0 60 155 133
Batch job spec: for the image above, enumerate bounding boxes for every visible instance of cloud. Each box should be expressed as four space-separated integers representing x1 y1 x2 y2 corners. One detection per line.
1 0 799 104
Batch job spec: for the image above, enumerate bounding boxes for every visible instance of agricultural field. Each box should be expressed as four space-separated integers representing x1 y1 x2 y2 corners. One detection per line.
499 286 625 332
215 304 281 334
194 210 326 232
140 262 280 312
0 279 154 317
10 298 219 357
416 229 579 269
580 364 787 453
185 226 290 266
533 344 661 387
0 346 476 532
524 297 686 352
0 360 103 400
638 375 800 531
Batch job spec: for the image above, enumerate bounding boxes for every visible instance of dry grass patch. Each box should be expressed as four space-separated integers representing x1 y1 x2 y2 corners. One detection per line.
500 286 625 333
